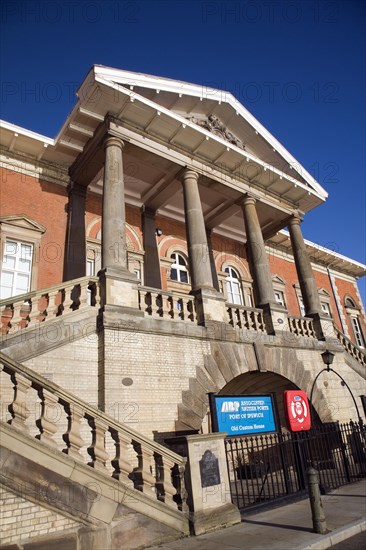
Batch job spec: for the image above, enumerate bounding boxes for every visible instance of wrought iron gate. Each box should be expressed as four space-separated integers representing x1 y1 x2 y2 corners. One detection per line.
225 421 366 511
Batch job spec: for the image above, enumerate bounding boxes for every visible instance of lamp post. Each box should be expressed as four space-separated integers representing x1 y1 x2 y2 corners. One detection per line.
309 350 363 424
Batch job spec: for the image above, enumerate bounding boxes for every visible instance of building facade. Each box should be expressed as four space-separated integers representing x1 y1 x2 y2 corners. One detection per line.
0 67 365 549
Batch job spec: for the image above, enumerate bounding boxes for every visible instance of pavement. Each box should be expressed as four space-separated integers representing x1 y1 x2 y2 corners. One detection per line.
147 480 366 550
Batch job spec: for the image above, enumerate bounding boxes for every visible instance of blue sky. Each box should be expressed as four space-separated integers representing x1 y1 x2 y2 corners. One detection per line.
1 0 365 301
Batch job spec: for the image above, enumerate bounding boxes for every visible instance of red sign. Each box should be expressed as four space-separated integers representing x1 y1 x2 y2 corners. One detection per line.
284 390 312 432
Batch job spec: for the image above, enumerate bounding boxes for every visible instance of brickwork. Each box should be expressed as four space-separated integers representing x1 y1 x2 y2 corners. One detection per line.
0 485 79 546
102 327 210 437
0 168 68 289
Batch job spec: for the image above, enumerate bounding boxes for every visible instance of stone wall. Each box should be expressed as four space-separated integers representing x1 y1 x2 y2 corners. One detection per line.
0 485 79 547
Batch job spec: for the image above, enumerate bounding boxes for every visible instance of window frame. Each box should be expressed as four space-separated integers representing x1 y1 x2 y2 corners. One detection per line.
0 216 45 298
224 265 244 306
169 252 190 284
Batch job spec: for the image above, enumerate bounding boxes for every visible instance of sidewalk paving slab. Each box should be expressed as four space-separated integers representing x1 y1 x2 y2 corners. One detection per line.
147 480 366 550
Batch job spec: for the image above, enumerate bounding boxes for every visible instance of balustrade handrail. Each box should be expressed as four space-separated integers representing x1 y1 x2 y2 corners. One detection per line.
288 314 315 322
139 286 190 299
0 276 99 308
1 276 101 336
334 324 366 364
226 302 264 314
0 351 185 465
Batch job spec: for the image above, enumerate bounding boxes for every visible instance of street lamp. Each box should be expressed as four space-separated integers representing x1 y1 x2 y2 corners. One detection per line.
320 350 334 371
310 350 362 424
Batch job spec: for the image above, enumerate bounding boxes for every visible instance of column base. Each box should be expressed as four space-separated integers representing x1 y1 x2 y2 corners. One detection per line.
307 312 337 341
98 266 140 310
190 503 241 536
190 287 228 325
260 302 289 335
166 433 241 536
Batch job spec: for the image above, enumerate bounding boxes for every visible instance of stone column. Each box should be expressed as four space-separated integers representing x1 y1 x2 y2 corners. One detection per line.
182 169 214 291
288 216 335 339
141 206 162 289
64 182 87 281
102 136 127 271
181 169 226 325
99 135 141 314
241 195 288 334
241 195 275 306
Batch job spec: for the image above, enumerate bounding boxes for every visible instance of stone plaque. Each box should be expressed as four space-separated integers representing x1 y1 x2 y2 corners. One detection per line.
199 450 221 488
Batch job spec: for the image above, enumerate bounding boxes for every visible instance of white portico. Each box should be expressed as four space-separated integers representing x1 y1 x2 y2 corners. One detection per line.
0 66 331 335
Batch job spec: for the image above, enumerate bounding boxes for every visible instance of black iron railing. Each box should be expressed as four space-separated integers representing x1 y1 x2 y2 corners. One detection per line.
225 421 366 511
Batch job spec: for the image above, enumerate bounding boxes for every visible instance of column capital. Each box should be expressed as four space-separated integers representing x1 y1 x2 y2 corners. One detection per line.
104 135 124 151
239 193 257 207
288 215 303 227
182 168 199 182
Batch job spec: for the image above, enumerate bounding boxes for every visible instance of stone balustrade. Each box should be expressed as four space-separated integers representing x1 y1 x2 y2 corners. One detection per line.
288 315 316 338
0 352 187 512
226 304 265 332
334 326 366 367
139 287 196 323
0 276 100 336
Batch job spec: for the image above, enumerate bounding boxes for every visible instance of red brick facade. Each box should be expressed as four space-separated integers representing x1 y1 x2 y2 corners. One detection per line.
1 166 365 346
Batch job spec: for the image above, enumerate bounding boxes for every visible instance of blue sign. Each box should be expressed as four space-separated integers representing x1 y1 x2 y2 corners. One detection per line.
211 395 277 436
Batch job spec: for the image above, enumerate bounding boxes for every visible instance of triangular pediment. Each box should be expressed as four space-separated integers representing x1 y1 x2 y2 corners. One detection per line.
89 65 326 200
272 274 286 285
0 215 46 234
318 288 330 297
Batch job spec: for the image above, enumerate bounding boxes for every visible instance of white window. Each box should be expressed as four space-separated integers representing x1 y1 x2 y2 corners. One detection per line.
170 253 189 283
298 296 306 317
274 290 286 307
351 316 364 348
0 240 33 299
225 266 243 305
86 258 95 276
244 289 253 307
321 302 331 316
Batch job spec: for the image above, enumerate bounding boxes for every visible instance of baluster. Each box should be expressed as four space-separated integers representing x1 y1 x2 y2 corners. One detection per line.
28 297 40 328
251 311 258 331
155 293 163 317
87 416 109 471
69 284 81 311
132 442 156 496
9 301 23 333
260 311 265 331
79 281 89 308
94 281 101 307
62 402 85 461
110 428 134 486
1 304 13 334
231 308 237 329
179 296 193 321
187 298 195 322
8 372 31 432
242 310 250 330
47 289 59 317
155 454 178 508
35 387 59 448
167 296 174 319
172 461 188 512
63 284 75 312
140 290 148 315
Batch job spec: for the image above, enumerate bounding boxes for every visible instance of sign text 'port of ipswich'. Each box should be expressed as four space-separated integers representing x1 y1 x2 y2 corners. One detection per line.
209 393 278 436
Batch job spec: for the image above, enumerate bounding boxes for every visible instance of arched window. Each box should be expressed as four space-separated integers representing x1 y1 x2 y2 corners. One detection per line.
170 252 189 283
344 296 365 348
225 266 243 305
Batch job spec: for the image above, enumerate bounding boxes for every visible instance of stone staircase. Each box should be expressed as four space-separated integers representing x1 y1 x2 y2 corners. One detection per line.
0 351 189 548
